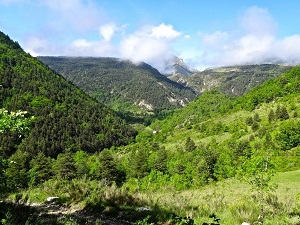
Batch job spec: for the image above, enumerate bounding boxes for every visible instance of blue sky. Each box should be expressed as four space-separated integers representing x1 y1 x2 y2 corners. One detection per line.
1 0 300 70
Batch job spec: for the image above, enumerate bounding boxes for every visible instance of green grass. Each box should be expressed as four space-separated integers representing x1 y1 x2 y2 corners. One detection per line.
137 170 300 225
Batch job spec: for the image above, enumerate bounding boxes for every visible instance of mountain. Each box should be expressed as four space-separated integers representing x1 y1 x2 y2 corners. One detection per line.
151 65 298 137
169 64 293 96
144 66 300 187
0 31 136 158
163 55 198 76
38 56 197 113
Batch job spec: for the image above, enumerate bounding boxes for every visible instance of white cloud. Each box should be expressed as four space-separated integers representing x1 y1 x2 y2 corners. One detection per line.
201 31 229 47
119 23 182 70
183 35 191 39
65 39 115 56
273 35 300 62
99 23 127 41
220 34 275 65
23 36 56 56
239 6 277 36
99 23 118 41
24 36 116 57
194 6 300 69
150 23 181 40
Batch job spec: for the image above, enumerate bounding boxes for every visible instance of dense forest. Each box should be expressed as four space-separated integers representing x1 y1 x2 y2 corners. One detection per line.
38 56 197 113
0 31 136 159
1 31 300 224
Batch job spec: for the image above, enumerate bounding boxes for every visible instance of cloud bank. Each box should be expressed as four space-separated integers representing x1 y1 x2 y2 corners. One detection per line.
15 2 300 71
196 6 300 68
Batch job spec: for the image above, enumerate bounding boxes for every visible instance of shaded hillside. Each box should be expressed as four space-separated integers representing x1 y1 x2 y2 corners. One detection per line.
169 64 292 96
0 32 136 158
38 57 197 113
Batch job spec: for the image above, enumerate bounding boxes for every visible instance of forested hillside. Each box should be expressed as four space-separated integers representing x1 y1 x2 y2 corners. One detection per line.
38 56 197 113
170 64 292 96
0 32 136 158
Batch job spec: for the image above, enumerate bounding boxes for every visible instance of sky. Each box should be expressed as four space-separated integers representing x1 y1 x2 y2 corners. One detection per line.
1 0 300 71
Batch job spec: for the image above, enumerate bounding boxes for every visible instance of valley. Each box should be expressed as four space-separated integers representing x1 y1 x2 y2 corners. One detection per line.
1 31 300 225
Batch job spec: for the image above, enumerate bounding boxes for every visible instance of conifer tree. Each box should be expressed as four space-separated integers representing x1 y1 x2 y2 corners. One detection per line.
29 152 52 186
185 137 196 152
268 109 275 123
98 149 118 185
53 150 76 180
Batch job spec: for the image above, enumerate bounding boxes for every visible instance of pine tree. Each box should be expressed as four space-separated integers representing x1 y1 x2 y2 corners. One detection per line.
253 113 261 122
98 149 118 185
153 147 168 173
53 151 76 180
185 137 196 152
246 116 254 125
29 152 52 186
268 109 275 123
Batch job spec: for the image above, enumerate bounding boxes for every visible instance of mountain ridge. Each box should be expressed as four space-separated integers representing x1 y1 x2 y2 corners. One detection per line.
38 56 197 113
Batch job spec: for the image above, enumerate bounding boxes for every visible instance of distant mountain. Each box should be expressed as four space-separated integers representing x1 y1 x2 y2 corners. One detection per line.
163 55 198 76
169 64 292 96
0 31 136 157
38 57 197 113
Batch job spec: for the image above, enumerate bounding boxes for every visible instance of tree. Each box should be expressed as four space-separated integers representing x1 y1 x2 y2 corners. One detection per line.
74 150 89 177
253 112 261 122
6 150 31 190
53 151 76 180
130 147 149 179
275 105 289 120
252 121 260 131
29 152 53 186
0 109 34 193
97 149 118 185
0 109 34 134
185 137 196 152
245 116 253 126
268 109 275 123
152 147 168 173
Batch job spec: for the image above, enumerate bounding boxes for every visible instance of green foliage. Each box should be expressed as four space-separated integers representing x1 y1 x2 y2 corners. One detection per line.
275 105 290 120
185 137 196 152
97 149 119 185
29 152 52 186
53 151 76 180
38 56 196 113
251 121 260 131
245 116 253 125
0 32 136 158
268 109 275 123
253 112 261 122
185 64 292 97
276 120 300 150
6 150 31 190
0 108 34 134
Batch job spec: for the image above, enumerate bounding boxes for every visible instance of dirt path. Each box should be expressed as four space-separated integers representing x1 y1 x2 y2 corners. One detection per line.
1 200 133 225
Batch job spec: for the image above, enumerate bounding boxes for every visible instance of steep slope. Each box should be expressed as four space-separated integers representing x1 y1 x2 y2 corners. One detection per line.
0 31 136 158
150 65 298 137
38 56 197 113
169 64 292 96
128 65 300 192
